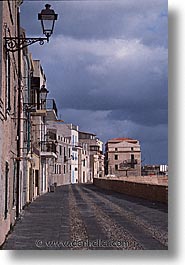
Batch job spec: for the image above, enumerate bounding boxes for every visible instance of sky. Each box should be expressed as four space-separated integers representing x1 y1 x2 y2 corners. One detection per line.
20 0 168 165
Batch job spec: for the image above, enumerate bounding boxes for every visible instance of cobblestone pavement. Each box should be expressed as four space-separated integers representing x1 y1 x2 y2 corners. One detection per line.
2 184 168 250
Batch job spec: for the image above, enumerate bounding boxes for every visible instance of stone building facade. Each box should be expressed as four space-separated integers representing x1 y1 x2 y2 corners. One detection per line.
45 121 71 186
79 131 105 181
0 0 22 246
28 60 50 199
105 138 141 177
51 123 79 184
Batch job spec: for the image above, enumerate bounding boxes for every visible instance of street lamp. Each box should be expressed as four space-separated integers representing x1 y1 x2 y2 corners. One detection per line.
40 85 49 102
40 85 49 109
4 4 58 52
38 4 58 42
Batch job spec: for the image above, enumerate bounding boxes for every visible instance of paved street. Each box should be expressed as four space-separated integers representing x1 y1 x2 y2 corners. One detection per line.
2 184 168 250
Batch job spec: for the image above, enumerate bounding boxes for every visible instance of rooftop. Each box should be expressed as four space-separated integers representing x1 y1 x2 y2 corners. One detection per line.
107 138 138 144
79 131 96 136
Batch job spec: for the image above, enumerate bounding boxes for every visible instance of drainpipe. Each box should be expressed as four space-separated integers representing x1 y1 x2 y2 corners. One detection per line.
16 6 21 218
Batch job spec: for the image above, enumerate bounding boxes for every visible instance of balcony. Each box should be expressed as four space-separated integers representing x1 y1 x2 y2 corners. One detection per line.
40 141 57 158
90 145 100 152
24 99 58 119
46 99 58 120
127 159 137 165
119 159 137 169
47 129 57 140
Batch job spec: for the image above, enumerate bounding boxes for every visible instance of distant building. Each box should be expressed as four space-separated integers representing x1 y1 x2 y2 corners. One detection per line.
45 122 104 184
45 123 79 184
141 164 168 176
45 121 71 186
79 131 104 181
105 138 141 177
55 124 79 184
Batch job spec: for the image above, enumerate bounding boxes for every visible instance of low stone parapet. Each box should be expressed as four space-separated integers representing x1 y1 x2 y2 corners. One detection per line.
93 178 168 204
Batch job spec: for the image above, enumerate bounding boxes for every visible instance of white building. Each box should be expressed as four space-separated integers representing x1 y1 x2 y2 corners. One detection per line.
45 121 71 186
79 131 105 181
46 123 79 184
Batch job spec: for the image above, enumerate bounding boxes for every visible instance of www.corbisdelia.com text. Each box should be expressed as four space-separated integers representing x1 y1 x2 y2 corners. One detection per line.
35 239 135 249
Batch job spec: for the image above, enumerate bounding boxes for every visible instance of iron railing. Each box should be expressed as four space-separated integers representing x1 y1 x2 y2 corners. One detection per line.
23 98 58 117
40 141 57 153
119 159 138 169
46 99 58 117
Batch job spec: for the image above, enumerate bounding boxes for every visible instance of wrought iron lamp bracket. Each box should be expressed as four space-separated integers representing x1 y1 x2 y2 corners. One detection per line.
4 36 48 52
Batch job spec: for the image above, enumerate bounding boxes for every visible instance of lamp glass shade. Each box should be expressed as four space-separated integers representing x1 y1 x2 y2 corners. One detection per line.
40 85 49 102
38 4 58 38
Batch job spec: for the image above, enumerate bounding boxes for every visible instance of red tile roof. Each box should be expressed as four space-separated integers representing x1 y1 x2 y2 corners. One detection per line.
108 138 138 144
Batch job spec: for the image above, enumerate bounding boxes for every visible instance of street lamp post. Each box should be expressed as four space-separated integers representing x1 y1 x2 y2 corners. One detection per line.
4 4 58 52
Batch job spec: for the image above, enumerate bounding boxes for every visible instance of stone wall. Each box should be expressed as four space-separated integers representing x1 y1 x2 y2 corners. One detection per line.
0 0 20 246
93 178 168 204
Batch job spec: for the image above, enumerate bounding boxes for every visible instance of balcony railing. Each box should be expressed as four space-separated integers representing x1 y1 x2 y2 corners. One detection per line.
40 141 57 153
46 99 58 117
24 99 58 117
47 130 57 140
127 159 137 165
119 159 137 169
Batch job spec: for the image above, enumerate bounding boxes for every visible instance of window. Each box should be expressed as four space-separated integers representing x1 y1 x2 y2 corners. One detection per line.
4 162 9 219
64 165 66 174
12 161 16 207
83 171 85 183
115 148 118 151
131 147 134 151
83 159 85 167
59 165 61 174
72 135 75 145
68 148 71 158
115 154 118 160
59 145 62 156
30 88 36 106
64 147 66 162
90 145 99 151
115 164 118 171
131 154 135 168
35 170 39 188
6 53 11 112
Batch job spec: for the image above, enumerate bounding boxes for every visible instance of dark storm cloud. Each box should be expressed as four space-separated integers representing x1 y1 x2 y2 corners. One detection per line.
21 0 167 46
30 36 167 127
20 0 168 164
107 107 167 127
